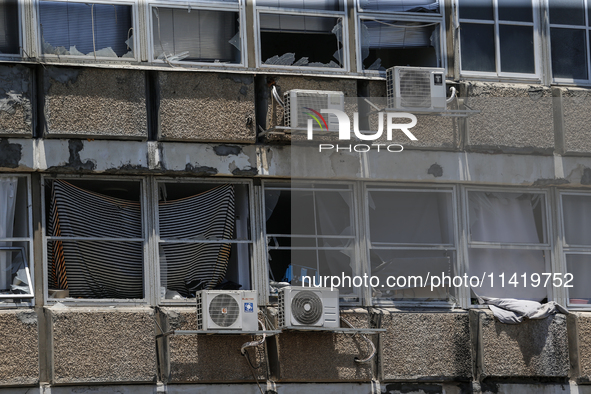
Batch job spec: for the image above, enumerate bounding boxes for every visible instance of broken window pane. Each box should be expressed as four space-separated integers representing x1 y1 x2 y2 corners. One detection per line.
359 0 439 13
0 0 19 54
361 20 440 70
257 0 343 11
39 1 134 58
158 183 252 300
551 27 588 79
260 14 344 68
499 24 535 73
460 23 495 72
152 7 240 63
45 179 145 300
566 254 591 304
458 0 493 20
498 0 533 22
549 0 585 25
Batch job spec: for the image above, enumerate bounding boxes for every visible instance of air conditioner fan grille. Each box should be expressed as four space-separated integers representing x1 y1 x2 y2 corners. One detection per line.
399 70 432 108
291 290 323 325
209 293 240 327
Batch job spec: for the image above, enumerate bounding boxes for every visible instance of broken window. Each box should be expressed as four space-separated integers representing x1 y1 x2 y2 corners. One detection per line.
360 19 441 71
45 179 145 301
367 187 456 303
466 190 550 302
257 1 346 68
265 183 358 303
151 4 241 64
0 0 19 55
458 0 537 76
0 175 33 305
358 0 440 13
157 181 252 301
548 0 591 81
38 1 134 59
561 193 591 307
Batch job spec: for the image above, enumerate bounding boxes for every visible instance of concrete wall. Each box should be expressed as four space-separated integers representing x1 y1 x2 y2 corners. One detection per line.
568 312 591 383
0 64 33 138
43 67 147 140
562 88 591 155
47 307 157 384
0 309 39 386
158 72 256 143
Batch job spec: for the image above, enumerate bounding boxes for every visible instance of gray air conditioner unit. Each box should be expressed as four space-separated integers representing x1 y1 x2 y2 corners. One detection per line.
278 286 339 328
387 66 446 110
196 290 258 331
284 89 345 132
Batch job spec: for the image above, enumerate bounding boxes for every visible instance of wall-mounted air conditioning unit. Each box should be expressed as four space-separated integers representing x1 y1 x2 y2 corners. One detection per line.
278 286 339 328
386 66 446 110
196 290 258 331
284 89 345 131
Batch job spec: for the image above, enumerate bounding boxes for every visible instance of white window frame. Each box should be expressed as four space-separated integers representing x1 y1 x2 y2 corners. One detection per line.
41 175 151 306
355 0 447 76
457 0 543 82
0 0 25 60
461 186 554 308
363 183 459 308
147 0 247 68
35 0 140 63
253 0 350 72
153 177 256 306
546 0 591 86
557 190 591 309
0 174 34 308
262 180 363 306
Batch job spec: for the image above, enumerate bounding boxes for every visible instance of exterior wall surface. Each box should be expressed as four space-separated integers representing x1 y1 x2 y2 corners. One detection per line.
0 64 33 138
0 309 39 386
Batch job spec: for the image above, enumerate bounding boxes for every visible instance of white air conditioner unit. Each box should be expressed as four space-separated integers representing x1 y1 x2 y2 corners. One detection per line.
278 286 339 328
386 66 446 110
284 89 345 131
196 290 258 331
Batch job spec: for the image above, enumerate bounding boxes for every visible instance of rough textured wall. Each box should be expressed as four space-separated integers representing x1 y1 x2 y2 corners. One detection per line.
562 88 591 154
270 311 373 382
49 307 157 384
44 67 147 139
570 312 591 382
379 311 472 381
463 82 554 154
477 310 569 378
0 310 39 386
0 65 33 137
158 72 256 143
159 307 266 383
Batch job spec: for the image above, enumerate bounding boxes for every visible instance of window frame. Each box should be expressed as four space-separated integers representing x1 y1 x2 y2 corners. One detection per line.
262 179 363 306
153 177 256 306
35 0 140 63
41 174 151 306
253 0 350 72
461 185 554 308
0 0 25 60
363 183 460 308
456 0 543 82
147 0 247 68
0 174 34 308
355 0 447 76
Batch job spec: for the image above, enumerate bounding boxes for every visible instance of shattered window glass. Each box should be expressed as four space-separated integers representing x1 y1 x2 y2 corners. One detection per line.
0 0 19 55
260 14 344 68
152 7 241 64
39 1 134 58
361 19 441 71
359 0 439 13
257 0 343 11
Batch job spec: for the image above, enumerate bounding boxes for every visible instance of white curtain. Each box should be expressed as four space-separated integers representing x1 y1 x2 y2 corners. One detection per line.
0 177 18 291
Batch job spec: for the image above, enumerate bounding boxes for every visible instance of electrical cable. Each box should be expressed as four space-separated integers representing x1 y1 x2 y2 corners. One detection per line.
241 318 267 394
340 317 377 364
271 85 285 108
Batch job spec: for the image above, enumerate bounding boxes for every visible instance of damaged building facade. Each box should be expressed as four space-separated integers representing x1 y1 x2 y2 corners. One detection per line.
2 0 591 393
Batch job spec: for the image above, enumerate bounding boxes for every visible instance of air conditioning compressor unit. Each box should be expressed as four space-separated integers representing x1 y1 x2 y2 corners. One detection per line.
386 66 446 110
196 290 258 331
278 286 339 328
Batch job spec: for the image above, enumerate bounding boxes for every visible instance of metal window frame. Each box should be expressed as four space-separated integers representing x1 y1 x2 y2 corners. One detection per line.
41 174 151 306
356 0 444 17
261 179 363 306
461 185 554 307
153 177 256 306
146 0 247 68
355 9 447 76
363 183 460 308
456 0 543 82
34 0 141 63
0 0 26 60
0 174 34 308
557 189 591 309
253 0 350 72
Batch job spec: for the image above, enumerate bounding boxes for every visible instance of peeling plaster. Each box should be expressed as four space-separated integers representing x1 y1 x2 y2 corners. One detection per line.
231 166 258 176
16 311 37 325
0 138 22 168
532 178 570 186
428 163 443 178
0 65 32 126
64 140 96 171
384 383 444 394
44 67 81 89
185 163 218 176
214 145 242 156
582 168 591 185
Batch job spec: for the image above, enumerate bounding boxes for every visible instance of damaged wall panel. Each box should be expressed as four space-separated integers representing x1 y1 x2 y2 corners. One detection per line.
562 88 591 155
43 67 147 140
0 65 34 138
0 310 39 386
158 72 256 143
